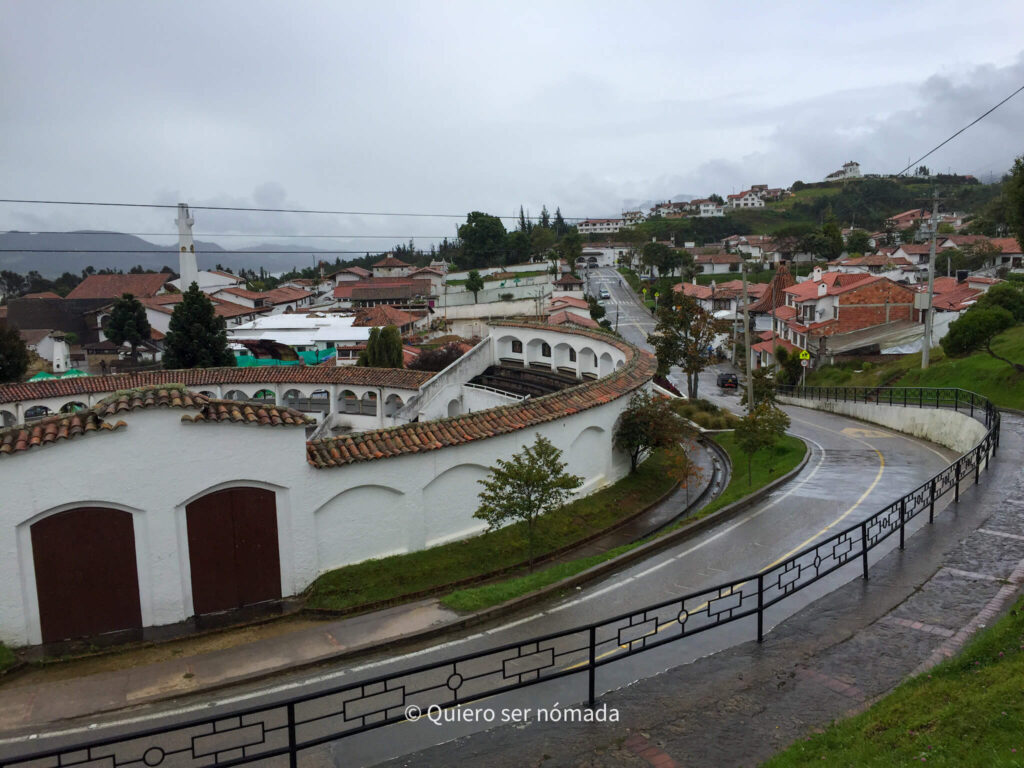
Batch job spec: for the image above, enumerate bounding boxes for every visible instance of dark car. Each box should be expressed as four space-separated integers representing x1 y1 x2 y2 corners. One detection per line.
716 372 739 389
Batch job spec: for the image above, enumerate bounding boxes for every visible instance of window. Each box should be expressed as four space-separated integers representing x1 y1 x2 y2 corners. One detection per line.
833 306 839 320
541 343 551 358
569 348 577 362
511 340 523 354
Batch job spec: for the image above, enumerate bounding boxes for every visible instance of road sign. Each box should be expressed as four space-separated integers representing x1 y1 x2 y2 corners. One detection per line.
801 358 809 367
799 349 810 360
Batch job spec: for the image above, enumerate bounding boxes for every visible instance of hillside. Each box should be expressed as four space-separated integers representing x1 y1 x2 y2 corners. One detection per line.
805 325 1024 410
0 231 348 278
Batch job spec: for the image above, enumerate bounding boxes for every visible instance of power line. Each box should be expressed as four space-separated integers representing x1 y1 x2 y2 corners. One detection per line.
0 249 392 254
2 231 454 239
0 199 585 222
895 81 1024 177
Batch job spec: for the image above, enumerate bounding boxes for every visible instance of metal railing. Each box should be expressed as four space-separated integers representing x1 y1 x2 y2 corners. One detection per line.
1 387 1000 768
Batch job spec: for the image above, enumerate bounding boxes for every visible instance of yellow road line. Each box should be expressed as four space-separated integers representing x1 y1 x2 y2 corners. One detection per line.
569 417 886 668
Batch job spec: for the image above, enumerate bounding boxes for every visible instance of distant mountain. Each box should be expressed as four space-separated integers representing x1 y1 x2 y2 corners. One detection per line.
0 230 357 278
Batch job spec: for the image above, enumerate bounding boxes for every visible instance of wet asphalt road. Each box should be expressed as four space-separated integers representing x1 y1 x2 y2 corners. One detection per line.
0 268 966 767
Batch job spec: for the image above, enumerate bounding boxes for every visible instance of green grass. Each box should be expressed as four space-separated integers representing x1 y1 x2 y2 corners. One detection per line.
806 325 1024 410
441 432 806 612
618 266 642 292
763 595 1024 767
446 270 549 286
671 398 742 430
0 642 16 673
304 451 678 612
694 264 815 286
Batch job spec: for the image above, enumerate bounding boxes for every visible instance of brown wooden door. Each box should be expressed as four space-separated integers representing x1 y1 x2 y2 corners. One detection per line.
186 488 281 615
31 508 142 643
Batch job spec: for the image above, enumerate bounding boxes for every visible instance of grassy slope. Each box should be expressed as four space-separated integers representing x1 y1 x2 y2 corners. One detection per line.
305 451 677 612
441 432 807 611
763 595 1024 767
807 325 1024 410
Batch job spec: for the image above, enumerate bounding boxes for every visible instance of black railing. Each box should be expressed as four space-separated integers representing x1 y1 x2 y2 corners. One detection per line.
1 387 1001 768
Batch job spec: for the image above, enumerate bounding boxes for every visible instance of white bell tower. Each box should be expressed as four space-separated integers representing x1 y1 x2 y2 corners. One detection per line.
176 203 199 291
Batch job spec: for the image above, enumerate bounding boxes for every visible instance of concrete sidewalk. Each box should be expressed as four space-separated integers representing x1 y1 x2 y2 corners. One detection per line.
375 413 1024 768
0 440 721 734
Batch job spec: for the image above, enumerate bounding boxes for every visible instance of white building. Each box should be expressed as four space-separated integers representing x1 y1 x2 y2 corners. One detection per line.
212 286 314 314
19 330 71 373
726 190 765 209
167 269 245 294
0 323 647 646
578 218 625 235
227 313 371 354
825 161 862 181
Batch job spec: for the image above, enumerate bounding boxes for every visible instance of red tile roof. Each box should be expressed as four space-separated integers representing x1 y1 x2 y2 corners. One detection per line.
373 256 412 268
547 310 600 329
0 409 125 456
139 294 266 319
307 322 655 468
0 366 435 405
216 286 312 304
695 253 742 264
22 291 63 299
547 296 590 310
353 305 419 327
991 237 1023 255
674 282 713 300
745 263 796 313
66 273 170 299
751 335 801 355
554 274 584 285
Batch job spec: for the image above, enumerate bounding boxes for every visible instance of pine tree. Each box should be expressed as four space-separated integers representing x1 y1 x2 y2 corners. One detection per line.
553 207 567 237
105 293 151 360
163 283 236 369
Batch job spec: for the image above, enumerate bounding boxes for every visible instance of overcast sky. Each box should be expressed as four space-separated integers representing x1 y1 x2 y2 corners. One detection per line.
2 0 1023 258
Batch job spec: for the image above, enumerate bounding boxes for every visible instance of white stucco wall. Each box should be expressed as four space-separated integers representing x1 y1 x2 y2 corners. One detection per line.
0 325 643 646
777 396 988 454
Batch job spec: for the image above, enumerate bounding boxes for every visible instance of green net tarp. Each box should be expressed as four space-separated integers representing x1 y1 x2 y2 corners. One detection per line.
234 349 337 367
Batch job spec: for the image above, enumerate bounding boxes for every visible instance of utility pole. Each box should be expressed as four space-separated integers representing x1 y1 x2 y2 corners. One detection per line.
921 194 938 369
741 262 754 411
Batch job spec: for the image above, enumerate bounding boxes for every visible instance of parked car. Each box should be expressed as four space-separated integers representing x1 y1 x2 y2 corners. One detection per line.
716 372 739 389
599 288 610 300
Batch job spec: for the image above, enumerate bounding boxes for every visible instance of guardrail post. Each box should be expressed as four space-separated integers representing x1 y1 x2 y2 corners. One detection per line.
954 390 959 412
287 702 298 768
888 389 893 406
588 626 596 707
899 498 906 550
903 389 907 407
757 573 764 643
929 477 936 523
936 389 940 409
861 521 869 580
919 389 923 408
954 460 960 504
975 448 980 484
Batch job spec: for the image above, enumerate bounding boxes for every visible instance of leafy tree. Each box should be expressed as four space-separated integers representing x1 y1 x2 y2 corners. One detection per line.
408 342 464 372
506 230 531 264
0 270 26 296
975 282 1024 321
0 325 30 383
649 296 717 399
457 211 507 269
821 215 844 261
530 226 556 259
708 193 724 204
773 345 804 386
105 293 151 360
558 227 583 265
465 269 485 303
163 283 235 369
642 241 682 277
553 207 568 237
475 433 582 568
613 390 690 472
1005 155 1024 254
665 440 704 506
587 295 606 322
941 306 1022 372
734 402 791 484
741 366 778 406
358 324 404 368
845 229 872 254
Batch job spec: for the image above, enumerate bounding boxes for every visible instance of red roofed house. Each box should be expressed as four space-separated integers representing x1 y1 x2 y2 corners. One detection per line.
547 296 592 324
353 305 425 335
888 209 928 230
695 252 743 275
66 273 171 300
135 294 270 336
211 285 313 314
986 238 1024 271
547 310 600 330
327 265 372 288
371 256 412 278
726 190 764 209
552 273 584 298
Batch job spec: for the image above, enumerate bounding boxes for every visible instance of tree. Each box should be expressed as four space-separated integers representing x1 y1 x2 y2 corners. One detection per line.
105 293 151 361
1005 155 1024 255
665 440 704 507
845 229 872 254
538 205 551 230
465 269 485 303
734 402 791 485
649 296 718 399
940 306 1022 372
741 366 778 407
163 283 236 369
558 227 583 265
475 433 582 568
408 342 464 372
0 270 26 297
457 211 507 269
976 282 1024 321
506 230 531 264
773 346 804 387
0 325 30 383
642 241 682 277
613 390 690 472
517 205 532 234
358 324 404 368
530 226 557 260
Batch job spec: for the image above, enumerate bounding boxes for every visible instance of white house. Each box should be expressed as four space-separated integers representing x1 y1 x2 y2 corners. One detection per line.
212 286 314 314
726 190 765 209
371 256 412 278
19 330 71 373
167 269 245 295
578 219 625 235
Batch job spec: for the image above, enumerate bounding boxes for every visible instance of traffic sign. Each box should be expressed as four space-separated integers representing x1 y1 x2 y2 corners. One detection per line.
801 359 809 367
799 349 810 360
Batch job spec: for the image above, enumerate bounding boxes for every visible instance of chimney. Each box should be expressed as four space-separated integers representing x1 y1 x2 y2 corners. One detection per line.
956 269 969 284
812 265 823 283
818 281 828 298
176 203 198 291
